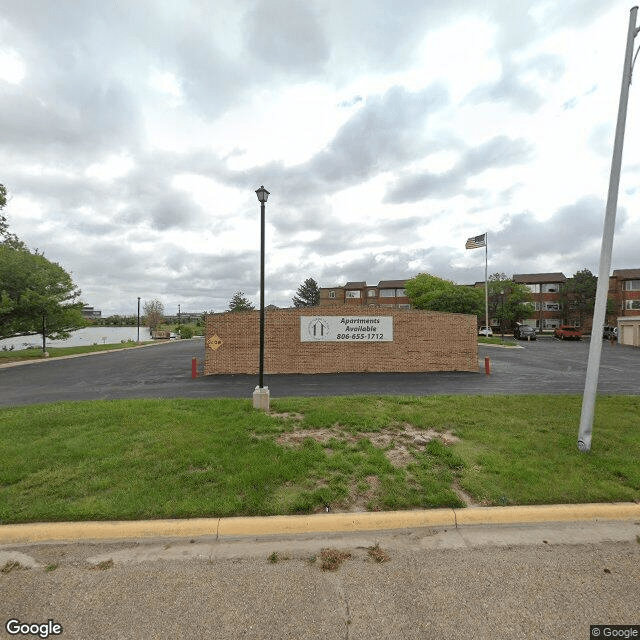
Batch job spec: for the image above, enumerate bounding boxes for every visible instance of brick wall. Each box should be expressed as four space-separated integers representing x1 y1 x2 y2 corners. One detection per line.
204 308 478 375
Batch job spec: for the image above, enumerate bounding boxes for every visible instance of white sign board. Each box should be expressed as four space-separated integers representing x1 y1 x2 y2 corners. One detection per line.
300 316 393 342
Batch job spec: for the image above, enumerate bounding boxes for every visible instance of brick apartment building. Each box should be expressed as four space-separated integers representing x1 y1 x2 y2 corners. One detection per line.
319 280 411 308
512 273 567 331
608 269 640 317
321 269 640 332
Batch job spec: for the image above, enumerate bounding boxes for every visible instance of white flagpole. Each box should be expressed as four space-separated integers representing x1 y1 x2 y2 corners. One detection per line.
485 233 489 332
578 7 638 452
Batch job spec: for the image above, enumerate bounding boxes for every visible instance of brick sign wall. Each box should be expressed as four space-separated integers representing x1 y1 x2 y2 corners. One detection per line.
204 308 478 375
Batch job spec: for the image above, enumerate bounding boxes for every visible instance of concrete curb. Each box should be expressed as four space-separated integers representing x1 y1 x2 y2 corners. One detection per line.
1 502 638 544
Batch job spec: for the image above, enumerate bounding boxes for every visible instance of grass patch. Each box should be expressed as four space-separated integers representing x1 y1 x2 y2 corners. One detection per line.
0 395 638 524
0 341 154 364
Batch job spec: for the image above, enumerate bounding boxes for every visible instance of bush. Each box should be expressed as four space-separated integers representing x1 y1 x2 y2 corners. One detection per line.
180 325 194 339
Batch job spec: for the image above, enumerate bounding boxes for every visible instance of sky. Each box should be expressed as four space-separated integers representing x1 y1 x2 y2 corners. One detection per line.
2 0 640 316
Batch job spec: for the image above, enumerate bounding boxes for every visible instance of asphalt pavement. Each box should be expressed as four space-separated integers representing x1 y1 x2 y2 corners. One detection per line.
2 339 640 638
1 336 640 406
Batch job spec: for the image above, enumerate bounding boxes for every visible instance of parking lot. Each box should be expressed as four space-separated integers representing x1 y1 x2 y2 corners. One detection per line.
0 337 639 406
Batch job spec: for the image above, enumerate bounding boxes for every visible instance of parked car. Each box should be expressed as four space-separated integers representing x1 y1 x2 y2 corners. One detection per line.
602 326 618 340
514 325 537 340
478 326 493 337
553 325 582 340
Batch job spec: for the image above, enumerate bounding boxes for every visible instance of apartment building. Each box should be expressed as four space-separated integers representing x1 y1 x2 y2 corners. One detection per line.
608 269 640 317
319 280 411 308
320 270 640 331
512 273 566 330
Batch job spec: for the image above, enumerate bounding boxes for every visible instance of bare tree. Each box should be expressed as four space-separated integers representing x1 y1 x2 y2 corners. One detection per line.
143 299 165 333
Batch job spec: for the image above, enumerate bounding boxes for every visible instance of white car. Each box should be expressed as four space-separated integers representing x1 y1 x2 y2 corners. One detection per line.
478 326 493 337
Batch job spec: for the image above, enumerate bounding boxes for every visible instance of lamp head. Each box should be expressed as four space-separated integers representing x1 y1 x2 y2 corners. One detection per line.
255 186 270 203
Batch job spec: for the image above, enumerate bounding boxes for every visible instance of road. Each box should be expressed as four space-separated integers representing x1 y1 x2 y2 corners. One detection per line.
1 337 640 406
1 520 638 640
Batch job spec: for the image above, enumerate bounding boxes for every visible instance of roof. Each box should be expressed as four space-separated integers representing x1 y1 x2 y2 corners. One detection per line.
344 281 367 289
512 273 566 284
377 279 409 288
612 269 640 279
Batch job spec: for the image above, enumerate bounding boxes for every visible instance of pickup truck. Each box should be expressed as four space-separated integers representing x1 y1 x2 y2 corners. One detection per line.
553 325 582 340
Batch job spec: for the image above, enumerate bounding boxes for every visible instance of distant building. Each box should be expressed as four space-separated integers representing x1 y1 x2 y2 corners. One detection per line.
609 269 640 318
319 280 412 308
164 312 204 323
82 306 102 319
512 273 566 331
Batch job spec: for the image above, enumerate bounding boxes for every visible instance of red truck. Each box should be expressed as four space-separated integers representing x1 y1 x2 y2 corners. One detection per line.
553 325 582 340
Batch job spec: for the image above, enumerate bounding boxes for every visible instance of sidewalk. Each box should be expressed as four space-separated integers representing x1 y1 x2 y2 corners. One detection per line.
1 506 639 640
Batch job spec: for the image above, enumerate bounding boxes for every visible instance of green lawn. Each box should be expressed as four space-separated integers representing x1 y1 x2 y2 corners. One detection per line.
0 395 638 524
0 341 155 364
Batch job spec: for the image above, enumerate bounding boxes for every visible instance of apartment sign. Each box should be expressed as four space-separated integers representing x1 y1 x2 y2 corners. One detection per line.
301 316 393 342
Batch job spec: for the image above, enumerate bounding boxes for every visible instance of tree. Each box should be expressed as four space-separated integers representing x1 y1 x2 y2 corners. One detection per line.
143 299 165 332
292 277 320 308
228 291 255 312
405 273 484 316
487 273 535 334
0 184 24 250
559 268 615 327
0 244 86 346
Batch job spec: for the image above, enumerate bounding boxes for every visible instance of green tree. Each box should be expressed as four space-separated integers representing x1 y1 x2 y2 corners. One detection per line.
0 245 86 345
228 291 255 312
292 277 320 308
559 268 615 326
405 273 484 316
488 273 535 334
143 299 165 332
0 184 25 250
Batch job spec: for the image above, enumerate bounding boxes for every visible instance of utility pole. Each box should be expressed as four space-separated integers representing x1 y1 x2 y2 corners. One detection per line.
578 6 639 452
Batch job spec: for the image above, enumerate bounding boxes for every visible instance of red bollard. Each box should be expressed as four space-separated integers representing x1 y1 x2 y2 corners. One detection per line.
484 356 491 375
191 357 198 379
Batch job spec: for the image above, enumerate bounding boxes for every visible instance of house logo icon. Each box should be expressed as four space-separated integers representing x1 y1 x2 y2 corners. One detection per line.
307 317 330 340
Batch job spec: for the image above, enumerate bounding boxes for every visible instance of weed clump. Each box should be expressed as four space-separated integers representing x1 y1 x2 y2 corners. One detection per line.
320 549 351 571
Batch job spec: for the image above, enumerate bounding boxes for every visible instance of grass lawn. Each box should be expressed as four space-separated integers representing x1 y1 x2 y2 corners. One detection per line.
0 395 638 524
0 341 155 364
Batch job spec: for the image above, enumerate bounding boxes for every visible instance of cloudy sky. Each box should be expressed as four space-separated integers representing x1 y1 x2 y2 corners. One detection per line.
2 1 640 316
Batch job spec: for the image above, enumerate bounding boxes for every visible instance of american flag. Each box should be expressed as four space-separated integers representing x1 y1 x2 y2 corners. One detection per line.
465 233 486 250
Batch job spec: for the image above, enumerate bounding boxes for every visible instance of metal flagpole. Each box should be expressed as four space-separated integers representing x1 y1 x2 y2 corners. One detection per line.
578 6 638 452
485 233 489 333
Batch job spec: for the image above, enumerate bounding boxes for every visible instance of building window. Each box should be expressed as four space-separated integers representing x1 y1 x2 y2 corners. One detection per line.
526 284 540 294
625 299 640 310
379 289 395 297
346 290 361 298
368 289 377 297
544 302 560 311
399 289 407 297
541 283 559 293
623 280 640 291
328 291 336 299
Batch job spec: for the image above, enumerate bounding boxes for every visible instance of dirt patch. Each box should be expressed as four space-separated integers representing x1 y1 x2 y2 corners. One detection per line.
276 423 460 468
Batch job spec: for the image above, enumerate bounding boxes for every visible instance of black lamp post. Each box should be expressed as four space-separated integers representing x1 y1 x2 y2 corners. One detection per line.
137 297 141 343
255 186 269 392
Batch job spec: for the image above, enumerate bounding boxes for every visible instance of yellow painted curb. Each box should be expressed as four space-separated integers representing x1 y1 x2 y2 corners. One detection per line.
0 503 637 545
217 509 456 537
454 502 640 525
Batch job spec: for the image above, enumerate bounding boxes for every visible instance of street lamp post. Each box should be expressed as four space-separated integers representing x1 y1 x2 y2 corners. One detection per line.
137 297 141 343
253 186 270 410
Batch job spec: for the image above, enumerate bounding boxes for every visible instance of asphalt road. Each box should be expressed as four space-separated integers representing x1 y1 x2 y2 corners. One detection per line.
1 521 639 640
1 337 639 406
